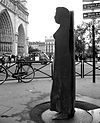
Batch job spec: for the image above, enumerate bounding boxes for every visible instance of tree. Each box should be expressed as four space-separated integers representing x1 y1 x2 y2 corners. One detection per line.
75 22 89 55
75 21 100 57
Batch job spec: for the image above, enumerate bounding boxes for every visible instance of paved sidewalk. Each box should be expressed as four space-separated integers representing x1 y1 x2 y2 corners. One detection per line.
0 76 100 122
76 76 100 106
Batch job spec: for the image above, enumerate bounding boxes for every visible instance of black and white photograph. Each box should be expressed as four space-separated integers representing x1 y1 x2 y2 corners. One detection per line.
0 0 100 123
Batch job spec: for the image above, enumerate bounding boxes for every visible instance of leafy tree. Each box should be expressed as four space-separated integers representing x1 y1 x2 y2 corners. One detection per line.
75 21 100 57
75 22 88 55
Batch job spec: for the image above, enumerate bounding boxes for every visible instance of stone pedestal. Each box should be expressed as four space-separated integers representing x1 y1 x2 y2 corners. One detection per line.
42 108 92 123
88 109 100 122
29 101 100 123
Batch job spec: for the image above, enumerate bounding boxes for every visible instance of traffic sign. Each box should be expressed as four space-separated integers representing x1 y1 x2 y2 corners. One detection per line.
83 0 100 2
83 3 100 10
83 12 100 19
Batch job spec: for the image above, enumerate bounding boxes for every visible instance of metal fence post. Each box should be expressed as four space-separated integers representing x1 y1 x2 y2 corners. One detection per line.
92 24 95 83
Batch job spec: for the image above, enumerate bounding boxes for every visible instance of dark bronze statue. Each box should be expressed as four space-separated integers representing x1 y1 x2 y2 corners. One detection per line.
50 7 75 120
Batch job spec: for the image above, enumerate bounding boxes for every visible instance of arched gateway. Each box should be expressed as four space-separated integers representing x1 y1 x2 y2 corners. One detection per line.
18 24 25 56
0 9 14 53
0 0 29 56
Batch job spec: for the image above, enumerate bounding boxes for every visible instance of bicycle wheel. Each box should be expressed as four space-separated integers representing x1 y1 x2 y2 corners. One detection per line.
0 65 7 84
18 64 35 83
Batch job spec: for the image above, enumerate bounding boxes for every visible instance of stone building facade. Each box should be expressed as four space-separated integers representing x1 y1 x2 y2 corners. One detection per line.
0 0 29 56
45 37 55 56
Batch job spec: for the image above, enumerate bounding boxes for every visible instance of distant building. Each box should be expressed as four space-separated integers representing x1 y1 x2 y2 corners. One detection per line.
45 36 55 56
29 36 55 56
0 0 29 56
29 41 45 53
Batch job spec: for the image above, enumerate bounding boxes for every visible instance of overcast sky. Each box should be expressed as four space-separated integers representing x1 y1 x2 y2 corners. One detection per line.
27 0 83 42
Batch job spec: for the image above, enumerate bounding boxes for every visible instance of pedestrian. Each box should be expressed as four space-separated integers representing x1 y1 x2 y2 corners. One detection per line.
50 7 75 120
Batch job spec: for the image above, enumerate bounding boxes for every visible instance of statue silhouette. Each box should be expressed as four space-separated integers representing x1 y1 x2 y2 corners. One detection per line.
50 7 75 120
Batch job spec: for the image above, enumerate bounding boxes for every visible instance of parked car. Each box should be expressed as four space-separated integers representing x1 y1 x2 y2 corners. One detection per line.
25 51 50 64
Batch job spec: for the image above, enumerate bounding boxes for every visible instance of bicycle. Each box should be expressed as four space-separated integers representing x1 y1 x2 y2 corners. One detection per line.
0 55 35 85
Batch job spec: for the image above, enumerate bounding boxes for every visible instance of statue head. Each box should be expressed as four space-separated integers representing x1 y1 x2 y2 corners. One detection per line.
54 7 69 25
